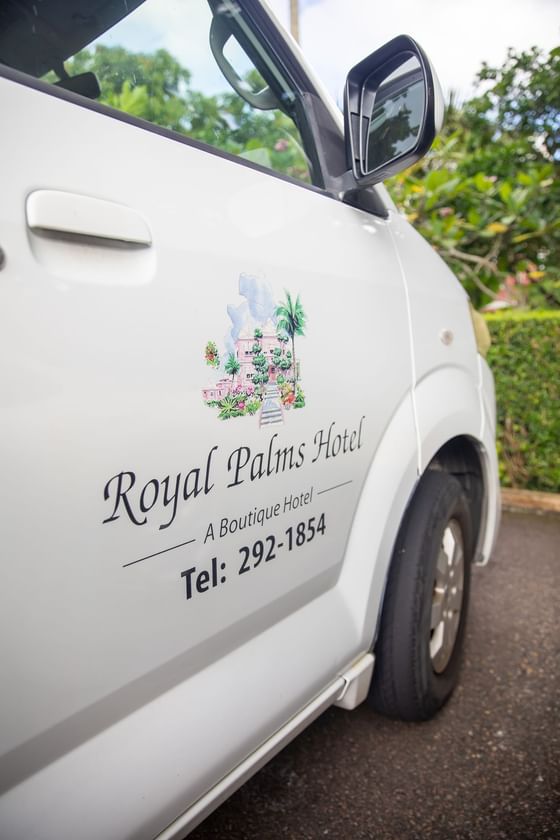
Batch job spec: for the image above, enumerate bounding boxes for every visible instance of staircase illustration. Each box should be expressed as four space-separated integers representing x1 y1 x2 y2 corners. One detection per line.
259 384 284 427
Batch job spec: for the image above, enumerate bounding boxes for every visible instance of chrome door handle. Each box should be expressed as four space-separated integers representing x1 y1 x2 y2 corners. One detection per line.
26 190 152 246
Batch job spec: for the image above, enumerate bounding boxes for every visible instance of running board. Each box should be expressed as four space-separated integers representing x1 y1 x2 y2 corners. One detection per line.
156 655 375 838
156 677 345 839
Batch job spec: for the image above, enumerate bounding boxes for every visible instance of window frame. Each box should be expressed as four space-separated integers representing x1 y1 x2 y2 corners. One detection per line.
239 0 388 216
0 0 390 216
0 0 327 192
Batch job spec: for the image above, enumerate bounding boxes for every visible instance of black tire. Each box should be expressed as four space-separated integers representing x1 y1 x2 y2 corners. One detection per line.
370 471 473 721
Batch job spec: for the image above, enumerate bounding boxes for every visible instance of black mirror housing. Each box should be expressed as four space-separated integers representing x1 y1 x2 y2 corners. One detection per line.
344 35 443 187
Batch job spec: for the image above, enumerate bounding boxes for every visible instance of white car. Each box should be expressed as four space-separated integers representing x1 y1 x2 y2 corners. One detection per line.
0 1 500 837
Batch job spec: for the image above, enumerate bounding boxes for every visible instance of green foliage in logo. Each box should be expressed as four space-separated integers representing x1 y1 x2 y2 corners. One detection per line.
205 340 220 369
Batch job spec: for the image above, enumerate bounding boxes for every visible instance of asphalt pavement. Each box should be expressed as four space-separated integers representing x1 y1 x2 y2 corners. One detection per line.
190 511 560 840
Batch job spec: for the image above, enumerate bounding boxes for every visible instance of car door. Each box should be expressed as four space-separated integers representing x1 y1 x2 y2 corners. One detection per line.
0 1 415 835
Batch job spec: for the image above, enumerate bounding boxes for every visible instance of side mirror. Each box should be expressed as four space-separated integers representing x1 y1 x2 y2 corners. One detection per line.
344 35 444 187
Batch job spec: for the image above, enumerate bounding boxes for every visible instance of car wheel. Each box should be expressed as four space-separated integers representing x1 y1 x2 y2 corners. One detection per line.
370 470 473 721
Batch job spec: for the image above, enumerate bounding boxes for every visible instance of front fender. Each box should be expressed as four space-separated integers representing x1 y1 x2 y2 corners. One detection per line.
337 390 419 650
338 362 500 656
415 365 482 469
416 363 500 566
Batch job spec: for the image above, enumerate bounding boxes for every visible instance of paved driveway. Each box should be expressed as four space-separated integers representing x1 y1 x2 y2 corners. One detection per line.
191 511 560 839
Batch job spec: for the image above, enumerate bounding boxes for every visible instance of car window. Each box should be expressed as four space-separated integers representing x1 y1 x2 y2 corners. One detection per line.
0 0 313 184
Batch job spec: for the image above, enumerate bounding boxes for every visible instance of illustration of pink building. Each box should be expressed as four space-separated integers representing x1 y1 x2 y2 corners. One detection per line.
202 319 293 401
201 379 232 401
235 320 290 387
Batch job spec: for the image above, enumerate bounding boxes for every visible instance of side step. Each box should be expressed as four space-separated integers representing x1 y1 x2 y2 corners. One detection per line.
156 677 345 839
156 655 375 838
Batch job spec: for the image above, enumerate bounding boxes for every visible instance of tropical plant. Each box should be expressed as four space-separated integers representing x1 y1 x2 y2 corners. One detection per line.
387 45 560 309
218 395 243 420
224 352 240 384
279 381 295 407
204 340 220 368
245 399 261 415
275 292 306 386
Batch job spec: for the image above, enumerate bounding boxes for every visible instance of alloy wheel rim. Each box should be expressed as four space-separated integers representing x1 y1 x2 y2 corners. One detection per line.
430 519 465 674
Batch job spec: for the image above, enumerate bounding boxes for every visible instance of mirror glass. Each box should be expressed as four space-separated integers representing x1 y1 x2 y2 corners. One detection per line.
365 54 425 173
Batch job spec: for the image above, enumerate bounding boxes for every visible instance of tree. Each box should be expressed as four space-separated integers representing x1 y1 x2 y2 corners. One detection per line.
251 351 269 396
387 46 560 309
67 45 193 133
276 292 306 386
271 346 282 374
224 352 240 386
278 349 292 375
64 47 309 181
472 46 560 161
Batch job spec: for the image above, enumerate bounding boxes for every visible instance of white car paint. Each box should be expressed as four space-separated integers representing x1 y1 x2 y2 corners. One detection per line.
0 2 500 837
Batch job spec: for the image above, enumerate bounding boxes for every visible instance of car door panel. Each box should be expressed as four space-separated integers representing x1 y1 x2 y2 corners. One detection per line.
0 65 413 828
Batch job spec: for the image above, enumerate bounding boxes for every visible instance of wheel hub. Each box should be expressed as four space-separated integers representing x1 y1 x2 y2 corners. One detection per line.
430 519 465 673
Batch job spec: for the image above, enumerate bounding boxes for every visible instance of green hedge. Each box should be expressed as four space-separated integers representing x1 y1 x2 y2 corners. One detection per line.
485 310 560 492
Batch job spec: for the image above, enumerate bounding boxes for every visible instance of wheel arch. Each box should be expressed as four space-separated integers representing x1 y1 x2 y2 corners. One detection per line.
426 435 486 566
369 468 474 719
414 362 500 566
337 386 497 657
367 434 491 654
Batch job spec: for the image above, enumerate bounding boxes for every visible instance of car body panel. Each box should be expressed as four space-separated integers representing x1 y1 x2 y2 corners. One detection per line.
0 1 500 836
0 59 415 835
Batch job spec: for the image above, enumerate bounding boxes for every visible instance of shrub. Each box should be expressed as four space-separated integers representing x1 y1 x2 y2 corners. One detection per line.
485 310 560 492
218 395 243 421
245 399 261 415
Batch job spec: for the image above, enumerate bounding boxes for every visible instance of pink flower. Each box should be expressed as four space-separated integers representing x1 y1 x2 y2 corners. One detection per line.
238 402 245 410
439 207 453 217
274 139 289 152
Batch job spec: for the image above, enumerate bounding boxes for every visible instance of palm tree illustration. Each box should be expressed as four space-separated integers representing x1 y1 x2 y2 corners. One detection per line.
224 352 240 387
276 292 306 389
